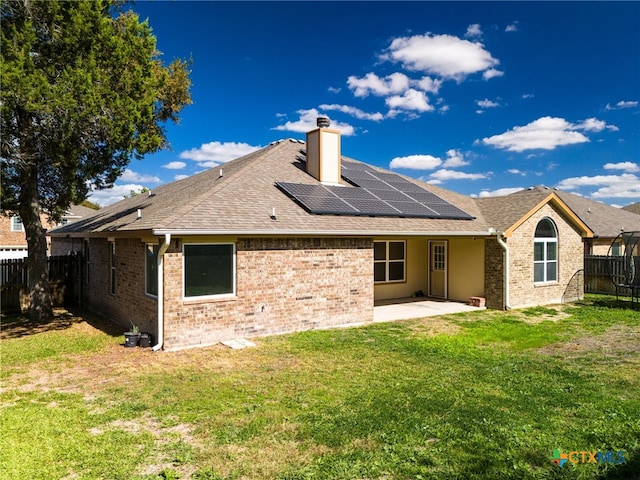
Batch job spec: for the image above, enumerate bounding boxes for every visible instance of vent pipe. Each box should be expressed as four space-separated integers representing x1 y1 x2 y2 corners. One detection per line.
317 116 330 128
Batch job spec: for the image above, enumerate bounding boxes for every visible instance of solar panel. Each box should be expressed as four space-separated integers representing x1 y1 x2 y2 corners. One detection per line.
385 202 438 217
294 195 357 214
347 199 401 215
366 189 414 202
277 159 475 220
324 186 378 200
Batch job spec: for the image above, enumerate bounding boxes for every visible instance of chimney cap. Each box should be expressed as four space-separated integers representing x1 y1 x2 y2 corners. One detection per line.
317 116 330 128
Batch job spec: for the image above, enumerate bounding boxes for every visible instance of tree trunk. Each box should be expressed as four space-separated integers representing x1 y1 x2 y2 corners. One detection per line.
19 166 53 322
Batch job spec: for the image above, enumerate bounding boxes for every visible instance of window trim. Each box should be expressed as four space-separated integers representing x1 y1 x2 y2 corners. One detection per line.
533 218 558 284
109 241 116 295
84 240 90 285
374 240 406 284
182 242 236 300
11 216 24 232
145 243 159 298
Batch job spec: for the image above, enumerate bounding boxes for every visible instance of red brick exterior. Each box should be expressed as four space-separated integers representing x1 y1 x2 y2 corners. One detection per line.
78 237 373 350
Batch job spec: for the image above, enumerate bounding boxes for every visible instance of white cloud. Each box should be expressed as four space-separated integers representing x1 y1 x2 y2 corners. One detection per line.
476 98 500 109
162 161 186 170
390 154 442 170
579 117 618 132
385 89 434 112
508 169 526 176
442 149 470 167
174 174 189 181
505 23 518 32
603 162 640 173
88 183 147 207
416 76 442 94
429 169 488 182
179 141 261 164
482 68 504 80
319 104 384 121
347 72 410 97
381 32 500 81
480 116 617 152
328 86 341 94
465 24 483 39
556 173 640 199
272 108 355 136
119 169 161 184
522 93 535 99
605 100 638 110
474 187 524 198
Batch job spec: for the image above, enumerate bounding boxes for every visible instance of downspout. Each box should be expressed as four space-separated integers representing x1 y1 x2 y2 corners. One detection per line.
152 233 171 352
495 232 511 309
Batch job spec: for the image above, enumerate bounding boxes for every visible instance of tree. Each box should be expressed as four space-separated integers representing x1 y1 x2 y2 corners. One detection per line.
1 0 192 321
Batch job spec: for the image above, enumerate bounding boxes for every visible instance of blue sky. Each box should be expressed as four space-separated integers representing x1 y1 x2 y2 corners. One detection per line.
90 1 640 207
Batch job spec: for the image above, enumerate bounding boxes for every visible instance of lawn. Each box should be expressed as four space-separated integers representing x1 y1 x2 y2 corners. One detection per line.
1 296 639 479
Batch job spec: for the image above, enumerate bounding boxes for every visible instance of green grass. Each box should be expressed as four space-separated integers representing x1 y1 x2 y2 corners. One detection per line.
1 296 639 479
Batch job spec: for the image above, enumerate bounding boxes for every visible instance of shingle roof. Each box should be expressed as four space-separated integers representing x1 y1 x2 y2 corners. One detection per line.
50 139 490 237
622 202 640 216
49 142 639 240
476 186 640 238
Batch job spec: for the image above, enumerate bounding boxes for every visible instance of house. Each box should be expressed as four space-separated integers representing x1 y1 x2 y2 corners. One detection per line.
50 118 603 351
622 201 640 216
0 205 96 260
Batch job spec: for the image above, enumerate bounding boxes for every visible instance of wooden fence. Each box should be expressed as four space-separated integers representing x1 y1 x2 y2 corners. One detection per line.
584 255 638 296
0 255 81 314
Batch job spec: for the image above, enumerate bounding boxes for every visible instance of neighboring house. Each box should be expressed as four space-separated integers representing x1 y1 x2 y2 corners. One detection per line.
622 201 640 216
0 205 96 260
51 119 607 351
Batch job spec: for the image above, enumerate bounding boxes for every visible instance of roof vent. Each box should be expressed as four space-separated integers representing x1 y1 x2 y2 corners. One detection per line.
317 116 330 128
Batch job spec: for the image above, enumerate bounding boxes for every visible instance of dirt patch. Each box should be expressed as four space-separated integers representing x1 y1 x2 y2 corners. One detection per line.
408 317 462 337
537 325 640 360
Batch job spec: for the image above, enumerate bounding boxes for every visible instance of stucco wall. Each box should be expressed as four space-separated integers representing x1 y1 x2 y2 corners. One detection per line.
507 203 584 308
374 237 426 301
447 237 485 302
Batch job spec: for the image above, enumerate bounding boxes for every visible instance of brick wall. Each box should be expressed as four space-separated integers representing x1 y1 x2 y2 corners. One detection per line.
81 238 158 334
162 237 374 350
507 204 584 307
484 238 505 309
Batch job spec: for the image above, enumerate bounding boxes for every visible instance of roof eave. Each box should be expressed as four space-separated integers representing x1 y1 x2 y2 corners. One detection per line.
152 228 496 237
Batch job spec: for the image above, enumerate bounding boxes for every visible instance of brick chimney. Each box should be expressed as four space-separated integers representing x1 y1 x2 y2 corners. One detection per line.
306 116 341 185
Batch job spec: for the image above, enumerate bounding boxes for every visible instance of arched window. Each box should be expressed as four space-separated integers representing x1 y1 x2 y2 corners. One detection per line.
534 218 558 283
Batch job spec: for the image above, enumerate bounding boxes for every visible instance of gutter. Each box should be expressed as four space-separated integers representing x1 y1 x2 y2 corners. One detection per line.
495 231 511 310
152 233 171 352
152 229 494 237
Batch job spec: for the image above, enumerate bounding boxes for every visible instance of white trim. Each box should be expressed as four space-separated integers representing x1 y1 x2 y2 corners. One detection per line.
373 240 406 284
153 234 171 352
153 229 493 237
182 242 236 300
496 233 511 309
428 240 448 299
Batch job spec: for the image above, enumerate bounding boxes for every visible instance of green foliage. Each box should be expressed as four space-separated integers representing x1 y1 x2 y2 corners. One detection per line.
0 0 191 321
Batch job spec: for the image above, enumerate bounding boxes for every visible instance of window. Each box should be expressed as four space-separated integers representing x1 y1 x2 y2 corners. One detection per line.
611 242 621 256
183 244 235 298
534 218 557 283
84 240 90 285
146 244 159 296
11 216 24 232
109 241 116 295
374 240 406 283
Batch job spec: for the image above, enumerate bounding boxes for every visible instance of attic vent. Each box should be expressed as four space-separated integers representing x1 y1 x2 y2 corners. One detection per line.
317 116 330 128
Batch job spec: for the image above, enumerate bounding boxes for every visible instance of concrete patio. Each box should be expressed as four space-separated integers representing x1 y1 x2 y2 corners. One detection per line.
373 297 485 323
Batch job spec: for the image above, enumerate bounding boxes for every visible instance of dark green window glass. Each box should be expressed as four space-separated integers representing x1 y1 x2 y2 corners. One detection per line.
184 244 234 297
